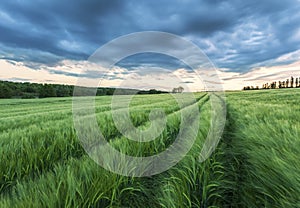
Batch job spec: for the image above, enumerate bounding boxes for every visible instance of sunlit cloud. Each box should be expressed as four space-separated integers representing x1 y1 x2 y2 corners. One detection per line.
2 56 299 91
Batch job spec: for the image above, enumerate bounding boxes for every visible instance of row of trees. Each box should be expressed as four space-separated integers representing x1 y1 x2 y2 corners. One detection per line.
0 81 168 99
0 81 73 98
243 76 300 90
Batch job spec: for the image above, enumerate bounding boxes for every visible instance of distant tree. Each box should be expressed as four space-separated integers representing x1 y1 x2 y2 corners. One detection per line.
0 84 12 98
172 86 184 93
286 79 289 88
270 82 276 89
55 85 71 97
149 89 158 94
40 84 56 98
178 86 184 93
291 76 294 88
23 83 38 93
106 88 115 95
96 88 105 96
21 93 38 99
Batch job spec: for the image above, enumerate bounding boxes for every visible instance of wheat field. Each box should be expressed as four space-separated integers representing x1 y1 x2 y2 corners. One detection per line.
0 89 299 207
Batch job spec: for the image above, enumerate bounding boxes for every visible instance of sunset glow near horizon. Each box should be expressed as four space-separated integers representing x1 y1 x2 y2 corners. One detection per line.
0 0 300 91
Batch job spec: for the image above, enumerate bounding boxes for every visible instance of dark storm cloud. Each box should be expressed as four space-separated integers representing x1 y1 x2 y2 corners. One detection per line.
0 0 299 72
48 68 124 80
0 0 126 64
49 69 80 78
115 53 188 70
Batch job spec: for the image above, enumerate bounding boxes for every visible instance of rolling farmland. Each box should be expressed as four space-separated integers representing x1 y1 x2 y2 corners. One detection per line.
0 89 299 207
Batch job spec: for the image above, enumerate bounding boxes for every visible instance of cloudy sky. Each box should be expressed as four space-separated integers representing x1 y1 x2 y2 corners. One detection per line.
0 0 300 90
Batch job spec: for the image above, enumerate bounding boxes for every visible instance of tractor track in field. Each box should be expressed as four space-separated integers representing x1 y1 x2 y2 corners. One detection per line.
219 104 249 207
109 94 211 207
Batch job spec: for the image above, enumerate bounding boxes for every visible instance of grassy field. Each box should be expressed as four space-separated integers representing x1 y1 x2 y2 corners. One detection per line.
0 89 299 207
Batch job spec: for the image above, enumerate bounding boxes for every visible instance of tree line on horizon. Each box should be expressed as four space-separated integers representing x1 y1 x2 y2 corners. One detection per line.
0 81 167 99
243 76 300 90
